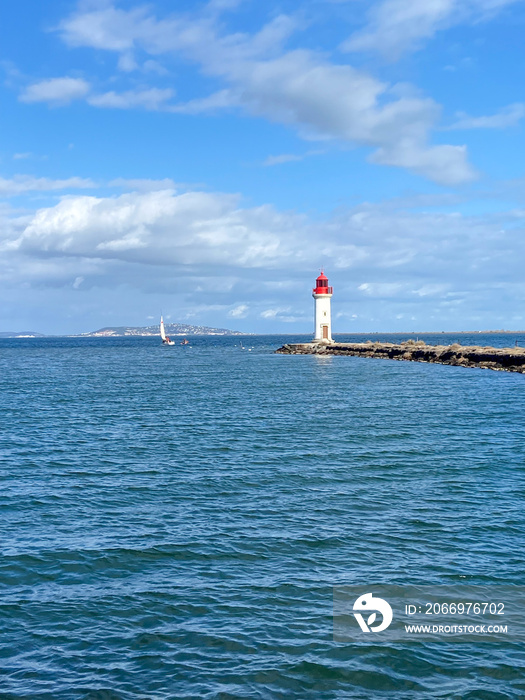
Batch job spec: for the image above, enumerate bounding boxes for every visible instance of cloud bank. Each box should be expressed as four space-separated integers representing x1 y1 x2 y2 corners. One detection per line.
2 186 524 324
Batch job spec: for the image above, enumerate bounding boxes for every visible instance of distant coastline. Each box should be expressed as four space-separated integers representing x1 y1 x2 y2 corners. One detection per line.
0 323 244 338
2 329 525 339
80 323 244 337
3 329 524 339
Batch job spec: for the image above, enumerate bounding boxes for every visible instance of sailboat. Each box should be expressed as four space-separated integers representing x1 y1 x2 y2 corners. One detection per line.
160 316 175 345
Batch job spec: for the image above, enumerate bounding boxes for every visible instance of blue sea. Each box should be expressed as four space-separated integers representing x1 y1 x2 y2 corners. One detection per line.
1 333 525 699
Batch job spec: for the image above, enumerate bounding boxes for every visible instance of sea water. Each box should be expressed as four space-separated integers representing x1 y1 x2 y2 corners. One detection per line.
1 334 525 699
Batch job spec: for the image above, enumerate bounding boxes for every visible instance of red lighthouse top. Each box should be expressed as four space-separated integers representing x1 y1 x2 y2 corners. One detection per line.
313 271 333 295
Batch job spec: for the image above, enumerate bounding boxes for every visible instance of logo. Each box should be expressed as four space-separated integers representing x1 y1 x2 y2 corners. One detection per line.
353 593 393 633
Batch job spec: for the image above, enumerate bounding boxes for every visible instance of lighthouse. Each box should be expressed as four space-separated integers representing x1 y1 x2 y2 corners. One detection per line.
312 271 333 343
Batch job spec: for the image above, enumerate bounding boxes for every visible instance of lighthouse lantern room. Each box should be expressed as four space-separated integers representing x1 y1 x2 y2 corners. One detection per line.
312 271 333 343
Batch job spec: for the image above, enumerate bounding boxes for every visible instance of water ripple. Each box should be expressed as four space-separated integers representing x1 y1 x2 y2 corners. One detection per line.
1 335 525 698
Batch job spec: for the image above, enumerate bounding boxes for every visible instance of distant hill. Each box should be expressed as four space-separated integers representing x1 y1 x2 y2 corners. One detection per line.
0 331 46 338
81 323 243 337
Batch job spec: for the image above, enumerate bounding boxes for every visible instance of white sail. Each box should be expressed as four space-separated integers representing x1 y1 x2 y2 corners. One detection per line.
160 316 166 341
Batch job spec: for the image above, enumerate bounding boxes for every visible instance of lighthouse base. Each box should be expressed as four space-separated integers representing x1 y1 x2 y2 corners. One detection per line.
315 337 335 345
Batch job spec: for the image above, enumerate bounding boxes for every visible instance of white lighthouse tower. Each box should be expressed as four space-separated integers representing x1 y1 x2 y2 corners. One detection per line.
312 270 333 343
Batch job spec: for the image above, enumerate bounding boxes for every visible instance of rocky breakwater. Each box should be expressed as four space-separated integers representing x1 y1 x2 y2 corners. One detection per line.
276 339 525 373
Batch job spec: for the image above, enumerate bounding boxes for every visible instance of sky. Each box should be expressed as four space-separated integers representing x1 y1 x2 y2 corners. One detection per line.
1 0 525 334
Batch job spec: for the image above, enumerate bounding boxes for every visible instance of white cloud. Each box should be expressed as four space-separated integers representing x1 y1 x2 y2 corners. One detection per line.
263 153 303 166
411 284 450 297
0 175 96 196
58 4 222 58
343 0 523 59
370 142 474 186
11 189 303 269
343 0 455 57
108 178 179 191
262 150 325 166
258 306 309 323
447 103 525 130
59 5 150 52
19 77 90 105
88 87 174 110
229 304 249 317
358 282 404 297
13 152 32 160
206 50 475 183
117 52 138 72
260 307 291 318
336 312 358 320
168 90 235 114
56 3 476 184
207 0 245 11
143 59 168 75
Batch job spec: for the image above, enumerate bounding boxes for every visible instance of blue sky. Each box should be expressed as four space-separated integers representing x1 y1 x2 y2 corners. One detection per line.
1 0 525 334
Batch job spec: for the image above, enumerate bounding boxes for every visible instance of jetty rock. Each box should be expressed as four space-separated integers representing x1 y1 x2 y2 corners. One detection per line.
276 339 525 374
